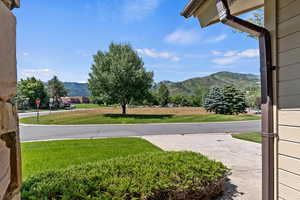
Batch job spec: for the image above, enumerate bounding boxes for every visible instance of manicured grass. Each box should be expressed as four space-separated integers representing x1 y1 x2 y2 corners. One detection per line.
232 132 261 143
75 104 103 109
21 138 161 179
20 112 260 125
22 152 229 200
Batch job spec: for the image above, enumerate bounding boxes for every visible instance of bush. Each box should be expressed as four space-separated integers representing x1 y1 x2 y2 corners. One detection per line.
22 151 229 200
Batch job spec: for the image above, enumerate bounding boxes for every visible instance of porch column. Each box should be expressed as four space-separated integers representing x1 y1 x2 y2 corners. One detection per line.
0 1 21 200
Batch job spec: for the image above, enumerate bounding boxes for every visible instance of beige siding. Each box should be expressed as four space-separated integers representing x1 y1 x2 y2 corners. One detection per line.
278 155 300 175
278 63 300 81
278 110 300 126
279 140 300 159
277 0 300 199
279 183 300 200
278 95 300 109
279 169 300 191
278 13 300 39
278 47 300 67
279 126 300 141
278 0 300 24
278 79 300 96
278 0 296 9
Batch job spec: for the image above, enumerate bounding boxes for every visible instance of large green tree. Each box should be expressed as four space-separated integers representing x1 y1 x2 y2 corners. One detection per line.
18 77 48 108
47 76 68 108
158 83 170 107
88 43 153 114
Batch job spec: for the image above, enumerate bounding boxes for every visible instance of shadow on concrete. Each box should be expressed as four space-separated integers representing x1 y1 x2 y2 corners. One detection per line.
216 178 244 200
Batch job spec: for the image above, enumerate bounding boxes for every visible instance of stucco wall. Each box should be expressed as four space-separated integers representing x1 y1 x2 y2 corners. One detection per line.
0 0 21 200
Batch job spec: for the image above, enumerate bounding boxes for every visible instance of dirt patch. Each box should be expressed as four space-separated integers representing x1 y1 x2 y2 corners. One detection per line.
69 107 210 116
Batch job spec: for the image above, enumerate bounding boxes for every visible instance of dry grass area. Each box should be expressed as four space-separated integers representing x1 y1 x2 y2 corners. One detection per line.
21 106 260 125
72 106 209 116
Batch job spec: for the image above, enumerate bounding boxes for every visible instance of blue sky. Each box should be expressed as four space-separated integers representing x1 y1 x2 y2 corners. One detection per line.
14 0 260 83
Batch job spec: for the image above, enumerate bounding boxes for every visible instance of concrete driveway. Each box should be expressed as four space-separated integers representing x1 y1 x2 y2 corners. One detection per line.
142 133 261 200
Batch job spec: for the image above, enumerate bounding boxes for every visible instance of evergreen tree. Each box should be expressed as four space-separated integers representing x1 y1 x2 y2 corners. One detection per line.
203 87 224 114
204 86 246 115
47 76 68 108
158 84 170 107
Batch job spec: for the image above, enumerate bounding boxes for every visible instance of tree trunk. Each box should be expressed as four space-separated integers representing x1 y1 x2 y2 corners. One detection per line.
122 104 126 115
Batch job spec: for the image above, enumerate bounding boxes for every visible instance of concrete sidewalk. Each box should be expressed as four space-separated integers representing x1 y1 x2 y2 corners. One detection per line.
142 133 261 200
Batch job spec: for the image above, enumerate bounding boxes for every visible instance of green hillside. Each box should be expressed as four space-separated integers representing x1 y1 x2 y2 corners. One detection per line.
153 71 260 95
63 72 260 97
64 82 90 97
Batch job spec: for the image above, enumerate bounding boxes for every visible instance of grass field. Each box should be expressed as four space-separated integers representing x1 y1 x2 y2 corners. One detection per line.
232 132 261 143
21 138 161 179
75 104 103 109
20 107 260 125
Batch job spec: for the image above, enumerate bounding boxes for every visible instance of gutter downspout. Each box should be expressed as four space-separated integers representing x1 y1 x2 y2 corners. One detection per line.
215 1 275 200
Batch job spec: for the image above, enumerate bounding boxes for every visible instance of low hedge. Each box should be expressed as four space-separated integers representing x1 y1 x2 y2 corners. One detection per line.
22 151 229 200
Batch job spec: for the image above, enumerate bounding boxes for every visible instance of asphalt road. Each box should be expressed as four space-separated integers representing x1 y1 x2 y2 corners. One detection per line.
20 120 261 142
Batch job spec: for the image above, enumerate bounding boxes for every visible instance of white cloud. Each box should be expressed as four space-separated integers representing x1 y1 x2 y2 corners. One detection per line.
238 49 260 57
22 69 54 74
212 48 259 65
211 50 222 56
20 68 56 80
205 34 228 43
23 52 30 56
212 57 240 65
122 0 160 22
171 56 180 62
223 51 238 57
183 54 210 59
164 29 201 45
136 48 180 62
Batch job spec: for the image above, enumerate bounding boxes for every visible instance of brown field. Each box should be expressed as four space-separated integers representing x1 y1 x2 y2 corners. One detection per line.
71 106 209 116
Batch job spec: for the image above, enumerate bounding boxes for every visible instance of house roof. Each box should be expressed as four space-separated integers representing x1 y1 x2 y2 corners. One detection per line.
1 0 19 10
181 0 264 27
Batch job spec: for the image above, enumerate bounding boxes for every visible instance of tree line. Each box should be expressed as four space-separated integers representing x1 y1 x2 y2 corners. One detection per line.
15 43 261 115
88 43 260 115
15 76 68 109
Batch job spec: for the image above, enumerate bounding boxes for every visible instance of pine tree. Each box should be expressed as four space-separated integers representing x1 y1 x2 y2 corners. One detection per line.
158 84 170 107
204 86 247 115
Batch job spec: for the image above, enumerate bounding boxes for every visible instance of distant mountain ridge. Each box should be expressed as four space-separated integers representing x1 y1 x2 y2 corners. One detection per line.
153 71 260 96
64 72 260 97
64 82 90 97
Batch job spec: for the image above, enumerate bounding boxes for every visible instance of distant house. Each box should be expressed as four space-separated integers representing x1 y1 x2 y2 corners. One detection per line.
61 96 90 104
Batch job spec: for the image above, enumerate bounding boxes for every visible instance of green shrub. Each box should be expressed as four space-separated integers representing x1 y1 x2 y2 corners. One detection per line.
22 151 229 200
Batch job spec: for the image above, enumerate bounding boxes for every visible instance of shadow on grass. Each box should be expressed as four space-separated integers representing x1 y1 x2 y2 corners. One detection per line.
103 114 174 119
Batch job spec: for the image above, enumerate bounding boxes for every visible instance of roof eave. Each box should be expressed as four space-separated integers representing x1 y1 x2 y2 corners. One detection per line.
181 0 206 18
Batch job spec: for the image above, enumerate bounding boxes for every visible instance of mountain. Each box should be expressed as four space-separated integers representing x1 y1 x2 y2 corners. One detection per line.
63 72 260 97
153 72 260 96
64 82 90 97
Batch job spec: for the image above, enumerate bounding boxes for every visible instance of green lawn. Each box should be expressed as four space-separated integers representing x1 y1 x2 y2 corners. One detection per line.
21 138 161 179
20 113 260 125
232 132 261 143
75 104 103 109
